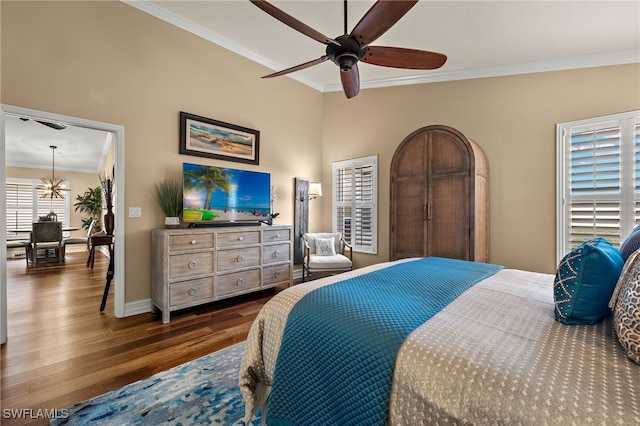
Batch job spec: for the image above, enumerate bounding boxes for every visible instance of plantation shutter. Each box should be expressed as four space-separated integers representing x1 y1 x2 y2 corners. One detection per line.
5 182 34 235
5 179 69 239
557 110 640 260
333 155 378 254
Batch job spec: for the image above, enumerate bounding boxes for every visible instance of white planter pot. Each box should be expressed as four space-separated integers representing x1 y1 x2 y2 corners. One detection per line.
164 217 180 229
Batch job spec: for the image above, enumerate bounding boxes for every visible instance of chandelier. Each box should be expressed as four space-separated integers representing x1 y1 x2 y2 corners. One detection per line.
40 145 66 199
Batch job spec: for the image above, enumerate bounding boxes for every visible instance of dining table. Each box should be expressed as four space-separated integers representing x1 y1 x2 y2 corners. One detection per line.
8 227 80 233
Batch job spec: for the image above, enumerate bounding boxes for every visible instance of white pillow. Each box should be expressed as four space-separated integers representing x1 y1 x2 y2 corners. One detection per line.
315 237 336 256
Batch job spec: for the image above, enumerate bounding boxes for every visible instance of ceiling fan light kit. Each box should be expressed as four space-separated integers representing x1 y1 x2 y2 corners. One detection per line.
251 0 447 98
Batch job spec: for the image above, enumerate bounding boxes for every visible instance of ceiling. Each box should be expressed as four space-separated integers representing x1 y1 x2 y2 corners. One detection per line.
5 115 112 175
5 1 639 172
129 0 640 92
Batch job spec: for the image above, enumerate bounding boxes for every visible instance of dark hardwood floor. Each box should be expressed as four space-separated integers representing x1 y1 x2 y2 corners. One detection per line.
1 250 276 425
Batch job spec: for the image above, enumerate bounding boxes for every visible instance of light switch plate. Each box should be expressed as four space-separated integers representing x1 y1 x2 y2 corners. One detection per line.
129 207 142 217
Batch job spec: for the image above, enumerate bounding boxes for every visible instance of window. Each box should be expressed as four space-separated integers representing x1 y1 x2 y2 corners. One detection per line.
332 155 378 254
556 110 640 261
5 178 69 239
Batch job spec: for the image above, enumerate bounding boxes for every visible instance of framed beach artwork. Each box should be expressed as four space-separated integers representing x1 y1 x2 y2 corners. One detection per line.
179 111 260 165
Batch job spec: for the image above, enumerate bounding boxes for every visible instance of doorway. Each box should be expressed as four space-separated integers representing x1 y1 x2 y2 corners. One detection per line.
1 104 125 344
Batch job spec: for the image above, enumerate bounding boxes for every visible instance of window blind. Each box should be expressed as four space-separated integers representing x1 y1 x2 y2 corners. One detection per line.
333 155 378 254
557 111 640 259
5 179 69 239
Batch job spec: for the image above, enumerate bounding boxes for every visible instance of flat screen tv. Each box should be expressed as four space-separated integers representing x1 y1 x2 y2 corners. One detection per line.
182 162 271 226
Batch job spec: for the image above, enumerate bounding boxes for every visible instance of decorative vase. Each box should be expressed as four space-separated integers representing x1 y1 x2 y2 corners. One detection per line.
104 209 115 235
165 217 180 229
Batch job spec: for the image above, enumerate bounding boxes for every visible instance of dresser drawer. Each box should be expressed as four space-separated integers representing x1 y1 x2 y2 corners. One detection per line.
263 228 291 243
263 263 291 286
169 234 213 252
263 243 290 264
217 246 260 271
217 269 261 297
217 231 260 247
169 252 214 279
170 277 214 307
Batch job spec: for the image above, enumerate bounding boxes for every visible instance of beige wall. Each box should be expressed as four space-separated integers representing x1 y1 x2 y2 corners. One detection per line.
321 64 640 273
2 1 324 302
3 1 639 313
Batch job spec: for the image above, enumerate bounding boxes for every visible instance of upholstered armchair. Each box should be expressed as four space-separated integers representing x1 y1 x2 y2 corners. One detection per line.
302 232 352 282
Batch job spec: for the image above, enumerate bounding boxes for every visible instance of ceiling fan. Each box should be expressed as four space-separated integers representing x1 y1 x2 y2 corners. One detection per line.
251 0 447 98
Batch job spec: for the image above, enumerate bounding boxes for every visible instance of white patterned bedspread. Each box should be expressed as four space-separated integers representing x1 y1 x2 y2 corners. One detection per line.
239 259 640 425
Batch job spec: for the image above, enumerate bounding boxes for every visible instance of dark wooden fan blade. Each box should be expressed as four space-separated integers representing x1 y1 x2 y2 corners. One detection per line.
250 0 339 46
262 56 330 78
350 0 418 47
362 46 447 69
340 65 360 99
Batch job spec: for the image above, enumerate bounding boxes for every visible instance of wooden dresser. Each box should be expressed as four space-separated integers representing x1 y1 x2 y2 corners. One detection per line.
151 225 292 323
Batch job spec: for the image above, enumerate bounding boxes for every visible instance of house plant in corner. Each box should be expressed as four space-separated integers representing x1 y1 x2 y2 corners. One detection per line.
74 186 103 233
152 179 183 228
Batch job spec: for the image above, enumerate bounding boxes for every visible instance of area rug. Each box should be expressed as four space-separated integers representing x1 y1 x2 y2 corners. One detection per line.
51 342 262 425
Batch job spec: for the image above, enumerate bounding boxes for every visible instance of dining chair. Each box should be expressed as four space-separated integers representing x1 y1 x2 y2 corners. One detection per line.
62 219 95 258
30 221 64 267
6 240 31 266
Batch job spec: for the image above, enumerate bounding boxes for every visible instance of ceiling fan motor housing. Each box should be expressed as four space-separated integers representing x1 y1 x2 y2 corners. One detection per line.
327 35 365 72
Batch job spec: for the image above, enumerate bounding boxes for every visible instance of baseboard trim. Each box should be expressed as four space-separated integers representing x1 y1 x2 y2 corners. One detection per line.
123 298 152 317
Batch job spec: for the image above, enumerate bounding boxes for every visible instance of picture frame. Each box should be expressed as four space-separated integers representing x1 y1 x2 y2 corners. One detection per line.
179 111 260 165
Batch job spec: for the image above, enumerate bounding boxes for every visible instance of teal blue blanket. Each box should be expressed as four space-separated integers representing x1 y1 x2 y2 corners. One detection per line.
266 257 504 426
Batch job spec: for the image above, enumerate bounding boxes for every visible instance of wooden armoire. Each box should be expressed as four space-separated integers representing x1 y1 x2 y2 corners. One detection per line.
390 125 489 262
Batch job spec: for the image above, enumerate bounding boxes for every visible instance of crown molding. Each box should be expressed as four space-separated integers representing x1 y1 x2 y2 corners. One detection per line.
324 49 640 93
123 1 639 95
122 0 324 92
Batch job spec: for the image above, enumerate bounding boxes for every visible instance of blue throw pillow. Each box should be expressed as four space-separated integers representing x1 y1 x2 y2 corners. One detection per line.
554 238 624 325
620 224 640 261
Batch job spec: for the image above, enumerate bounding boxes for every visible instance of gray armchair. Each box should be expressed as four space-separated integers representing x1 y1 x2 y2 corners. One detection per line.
302 232 352 282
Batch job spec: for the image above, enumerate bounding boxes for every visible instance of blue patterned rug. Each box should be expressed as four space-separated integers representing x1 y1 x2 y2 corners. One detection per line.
51 342 261 425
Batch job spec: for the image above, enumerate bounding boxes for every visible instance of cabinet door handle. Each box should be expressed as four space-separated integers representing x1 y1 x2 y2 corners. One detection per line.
237 255 244 262
188 260 198 269
237 278 244 286
188 287 197 296
425 203 432 220
190 240 197 245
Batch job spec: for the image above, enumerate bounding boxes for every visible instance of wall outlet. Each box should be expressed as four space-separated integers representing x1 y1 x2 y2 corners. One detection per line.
129 207 142 218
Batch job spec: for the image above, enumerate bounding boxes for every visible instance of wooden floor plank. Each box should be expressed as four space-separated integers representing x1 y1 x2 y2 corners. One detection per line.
1 251 274 425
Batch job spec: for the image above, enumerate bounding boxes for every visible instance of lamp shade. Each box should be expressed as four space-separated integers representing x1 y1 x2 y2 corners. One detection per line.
309 182 322 197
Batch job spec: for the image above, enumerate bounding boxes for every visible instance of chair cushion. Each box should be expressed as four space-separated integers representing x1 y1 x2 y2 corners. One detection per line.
307 254 352 270
316 237 336 256
305 233 342 255
553 238 623 325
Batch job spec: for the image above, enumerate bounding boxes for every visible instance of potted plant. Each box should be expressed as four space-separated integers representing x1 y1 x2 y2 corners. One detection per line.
74 186 103 233
152 179 183 228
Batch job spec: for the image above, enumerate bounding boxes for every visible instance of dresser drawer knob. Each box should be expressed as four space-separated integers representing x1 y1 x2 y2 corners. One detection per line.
188 287 198 296
237 255 244 262
274 250 281 258
190 240 197 245
237 278 244 286
238 236 244 241
275 234 281 238
274 271 281 278
188 260 198 269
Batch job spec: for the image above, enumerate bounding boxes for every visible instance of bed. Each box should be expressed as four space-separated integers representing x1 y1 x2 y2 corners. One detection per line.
239 256 640 425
